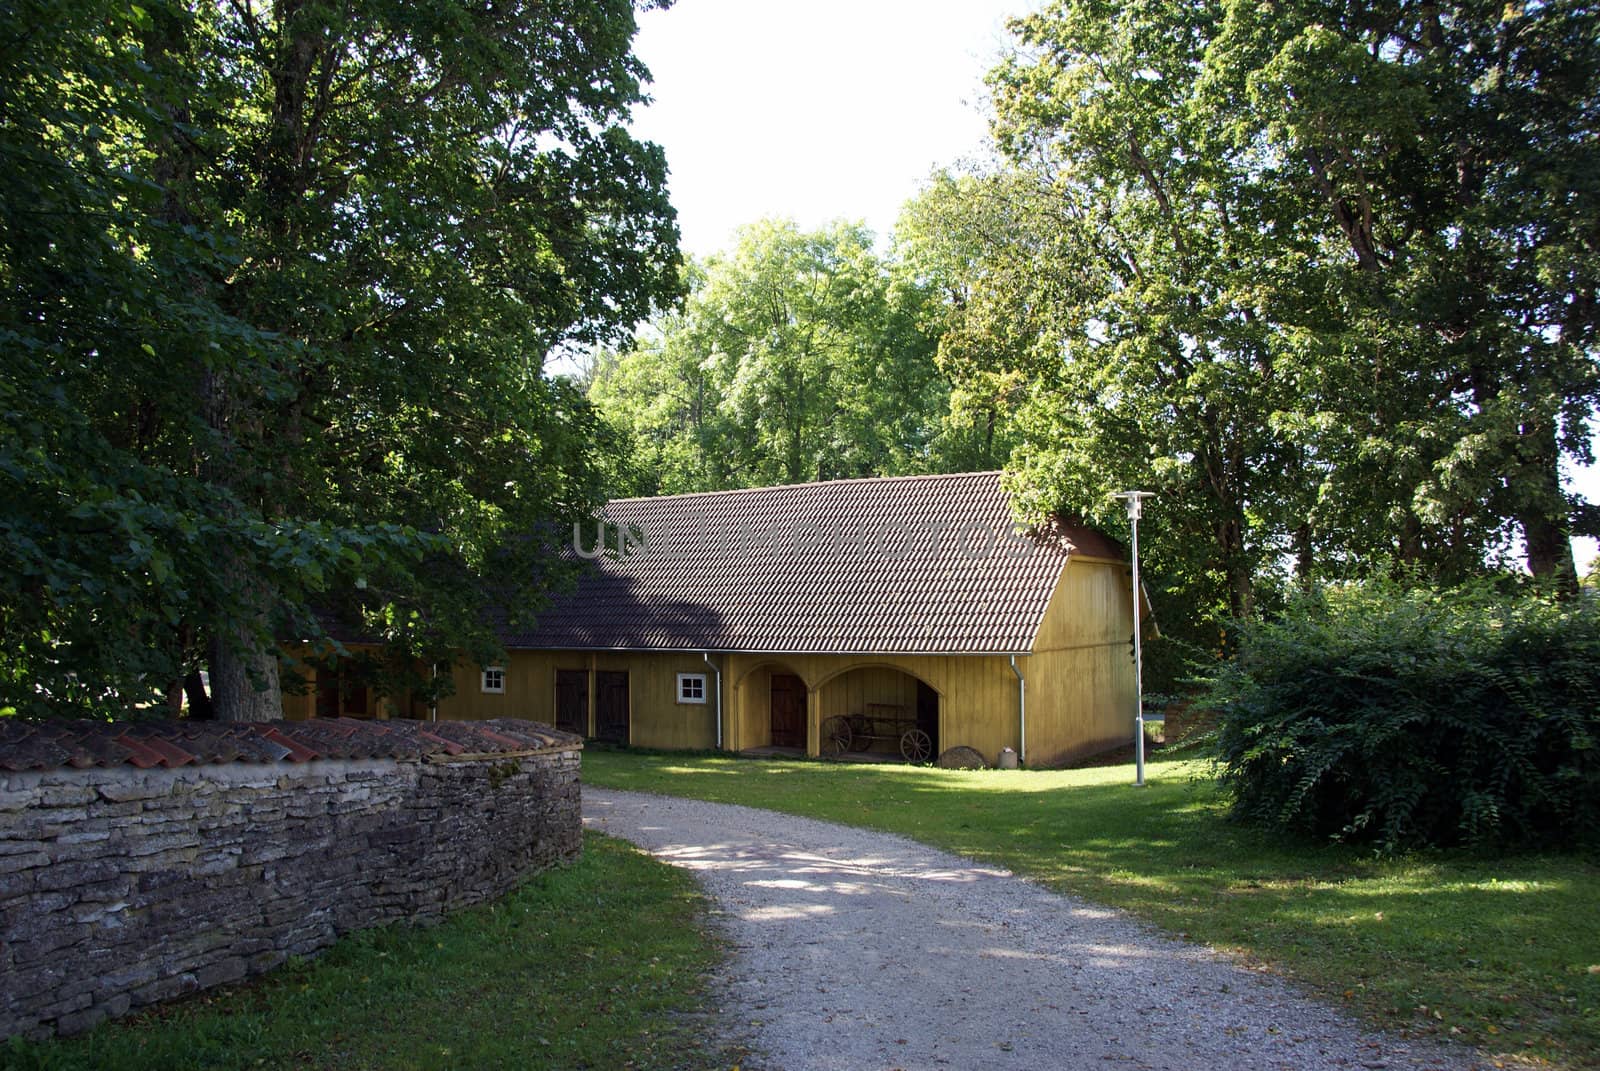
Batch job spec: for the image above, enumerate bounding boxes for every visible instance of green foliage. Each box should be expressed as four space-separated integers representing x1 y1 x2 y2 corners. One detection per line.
891 172 1029 472
1204 580 1600 852
1199 0 1600 583
907 0 1600 645
926 0 1328 637
589 218 956 494
0 0 680 717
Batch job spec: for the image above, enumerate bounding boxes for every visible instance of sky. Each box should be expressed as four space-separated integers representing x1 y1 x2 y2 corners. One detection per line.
627 0 1033 258
619 0 1597 570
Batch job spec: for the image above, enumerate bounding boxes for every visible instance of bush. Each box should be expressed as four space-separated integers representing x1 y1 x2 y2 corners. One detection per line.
1201 580 1600 852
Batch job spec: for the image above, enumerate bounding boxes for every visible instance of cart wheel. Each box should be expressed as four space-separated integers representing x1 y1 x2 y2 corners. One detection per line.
823 716 853 758
848 714 870 750
900 729 932 763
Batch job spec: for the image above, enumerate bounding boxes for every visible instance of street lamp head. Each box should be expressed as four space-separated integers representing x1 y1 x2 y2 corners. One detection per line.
1111 490 1155 521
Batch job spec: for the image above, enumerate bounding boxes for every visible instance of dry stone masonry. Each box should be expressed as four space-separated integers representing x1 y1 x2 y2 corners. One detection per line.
0 717 581 1040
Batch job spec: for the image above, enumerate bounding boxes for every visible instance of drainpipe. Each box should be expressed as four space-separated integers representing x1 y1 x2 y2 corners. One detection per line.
702 651 723 750
429 662 438 723
1009 655 1026 766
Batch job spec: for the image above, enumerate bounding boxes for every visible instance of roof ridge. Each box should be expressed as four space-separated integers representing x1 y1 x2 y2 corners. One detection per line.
606 469 1005 505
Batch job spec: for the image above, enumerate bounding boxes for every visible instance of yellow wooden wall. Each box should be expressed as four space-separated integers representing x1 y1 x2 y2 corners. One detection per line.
816 666 919 716
814 667 922 755
276 552 1135 767
431 650 719 750
1024 557 1138 765
724 653 1021 764
278 644 398 721
735 664 776 749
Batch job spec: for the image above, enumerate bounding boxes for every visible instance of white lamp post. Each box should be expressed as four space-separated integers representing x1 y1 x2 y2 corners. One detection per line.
1112 491 1154 787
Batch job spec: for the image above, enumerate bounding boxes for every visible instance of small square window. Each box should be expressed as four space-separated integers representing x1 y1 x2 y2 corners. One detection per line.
676 673 706 704
481 666 505 694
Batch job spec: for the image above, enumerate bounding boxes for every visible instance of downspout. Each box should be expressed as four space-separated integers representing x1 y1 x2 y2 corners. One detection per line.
428 662 438 723
1009 655 1026 766
702 651 723 750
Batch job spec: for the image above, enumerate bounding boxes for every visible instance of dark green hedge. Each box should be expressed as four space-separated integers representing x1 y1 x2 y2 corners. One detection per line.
1201 581 1600 852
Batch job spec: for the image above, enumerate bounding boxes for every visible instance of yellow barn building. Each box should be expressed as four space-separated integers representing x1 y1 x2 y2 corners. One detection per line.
284 471 1142 768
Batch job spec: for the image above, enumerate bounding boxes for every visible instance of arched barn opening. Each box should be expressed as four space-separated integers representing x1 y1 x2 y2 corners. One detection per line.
731 661 811 755
817 666 939 763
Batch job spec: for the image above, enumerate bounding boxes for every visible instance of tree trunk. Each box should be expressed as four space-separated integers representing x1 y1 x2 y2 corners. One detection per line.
1524 509 1578 593
1228 557 1254 620
1517 422 1579 594
210 595 282 723
1396 512 1425 567
143 11 286 720
183 669 214 719
205 500 284 722
1215 514 1254 619
1293 522 1314 591
212 642 282 722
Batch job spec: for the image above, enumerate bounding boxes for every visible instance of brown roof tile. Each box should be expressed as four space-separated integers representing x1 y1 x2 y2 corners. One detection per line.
506 471 1122 655
0 718 578 774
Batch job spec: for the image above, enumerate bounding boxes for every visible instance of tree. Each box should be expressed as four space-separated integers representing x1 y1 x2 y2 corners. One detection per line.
891 172 1028 473
1197 0 1600 589
591 218 948 494
0 0 680 720
916 0 1598 640
947 0 1312 625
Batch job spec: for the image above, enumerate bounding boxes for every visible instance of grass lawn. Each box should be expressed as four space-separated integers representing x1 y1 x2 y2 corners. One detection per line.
584 748 1600 1071
0 833 733 1071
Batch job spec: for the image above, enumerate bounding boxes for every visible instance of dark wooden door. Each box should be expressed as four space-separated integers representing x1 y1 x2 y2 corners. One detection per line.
595 670 629 744
315 676 340 719
555 669 588 736
770 673 806 749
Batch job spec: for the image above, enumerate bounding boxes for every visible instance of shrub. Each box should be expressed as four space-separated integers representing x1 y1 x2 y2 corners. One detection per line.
1201 580 1600 852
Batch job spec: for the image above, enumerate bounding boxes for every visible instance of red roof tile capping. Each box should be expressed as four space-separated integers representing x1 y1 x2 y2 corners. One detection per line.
506 470 1125 655
0 718 579 774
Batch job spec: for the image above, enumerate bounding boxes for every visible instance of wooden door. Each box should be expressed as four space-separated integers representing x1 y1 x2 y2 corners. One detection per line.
555 669 588 736
595 670 629 744
916 680 939 753
770 673 806 749
315 676 340 719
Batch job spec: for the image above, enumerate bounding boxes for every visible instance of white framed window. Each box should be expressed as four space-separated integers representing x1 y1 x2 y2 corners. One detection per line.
481 666 506 694
676 673 707 705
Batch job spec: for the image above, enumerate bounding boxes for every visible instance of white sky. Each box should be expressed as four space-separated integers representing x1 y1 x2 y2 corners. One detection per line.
628 0 1032 258
619 0 1597 569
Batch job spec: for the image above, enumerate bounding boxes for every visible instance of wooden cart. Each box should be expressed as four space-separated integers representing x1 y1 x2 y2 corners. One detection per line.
822 702 932 763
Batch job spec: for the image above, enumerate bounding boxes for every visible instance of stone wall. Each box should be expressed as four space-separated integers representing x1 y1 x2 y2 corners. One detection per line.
0 724 581 1040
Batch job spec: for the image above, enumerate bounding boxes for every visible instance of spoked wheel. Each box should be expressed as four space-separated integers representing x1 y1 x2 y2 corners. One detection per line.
900 728 933 763
822 716 853 758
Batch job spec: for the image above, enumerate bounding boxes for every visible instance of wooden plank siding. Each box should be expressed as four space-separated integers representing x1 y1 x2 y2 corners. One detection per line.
816 666 924 757
279 643 400 722
724 653 1020 764
426 650 719 751
1024 557 1138 766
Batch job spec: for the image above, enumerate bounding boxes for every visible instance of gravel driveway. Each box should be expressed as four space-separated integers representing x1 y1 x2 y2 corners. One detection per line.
583 787 1486 1071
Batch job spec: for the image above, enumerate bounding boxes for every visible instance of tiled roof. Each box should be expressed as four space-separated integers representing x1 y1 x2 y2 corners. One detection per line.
0 717 578 773
504 471 1123 655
